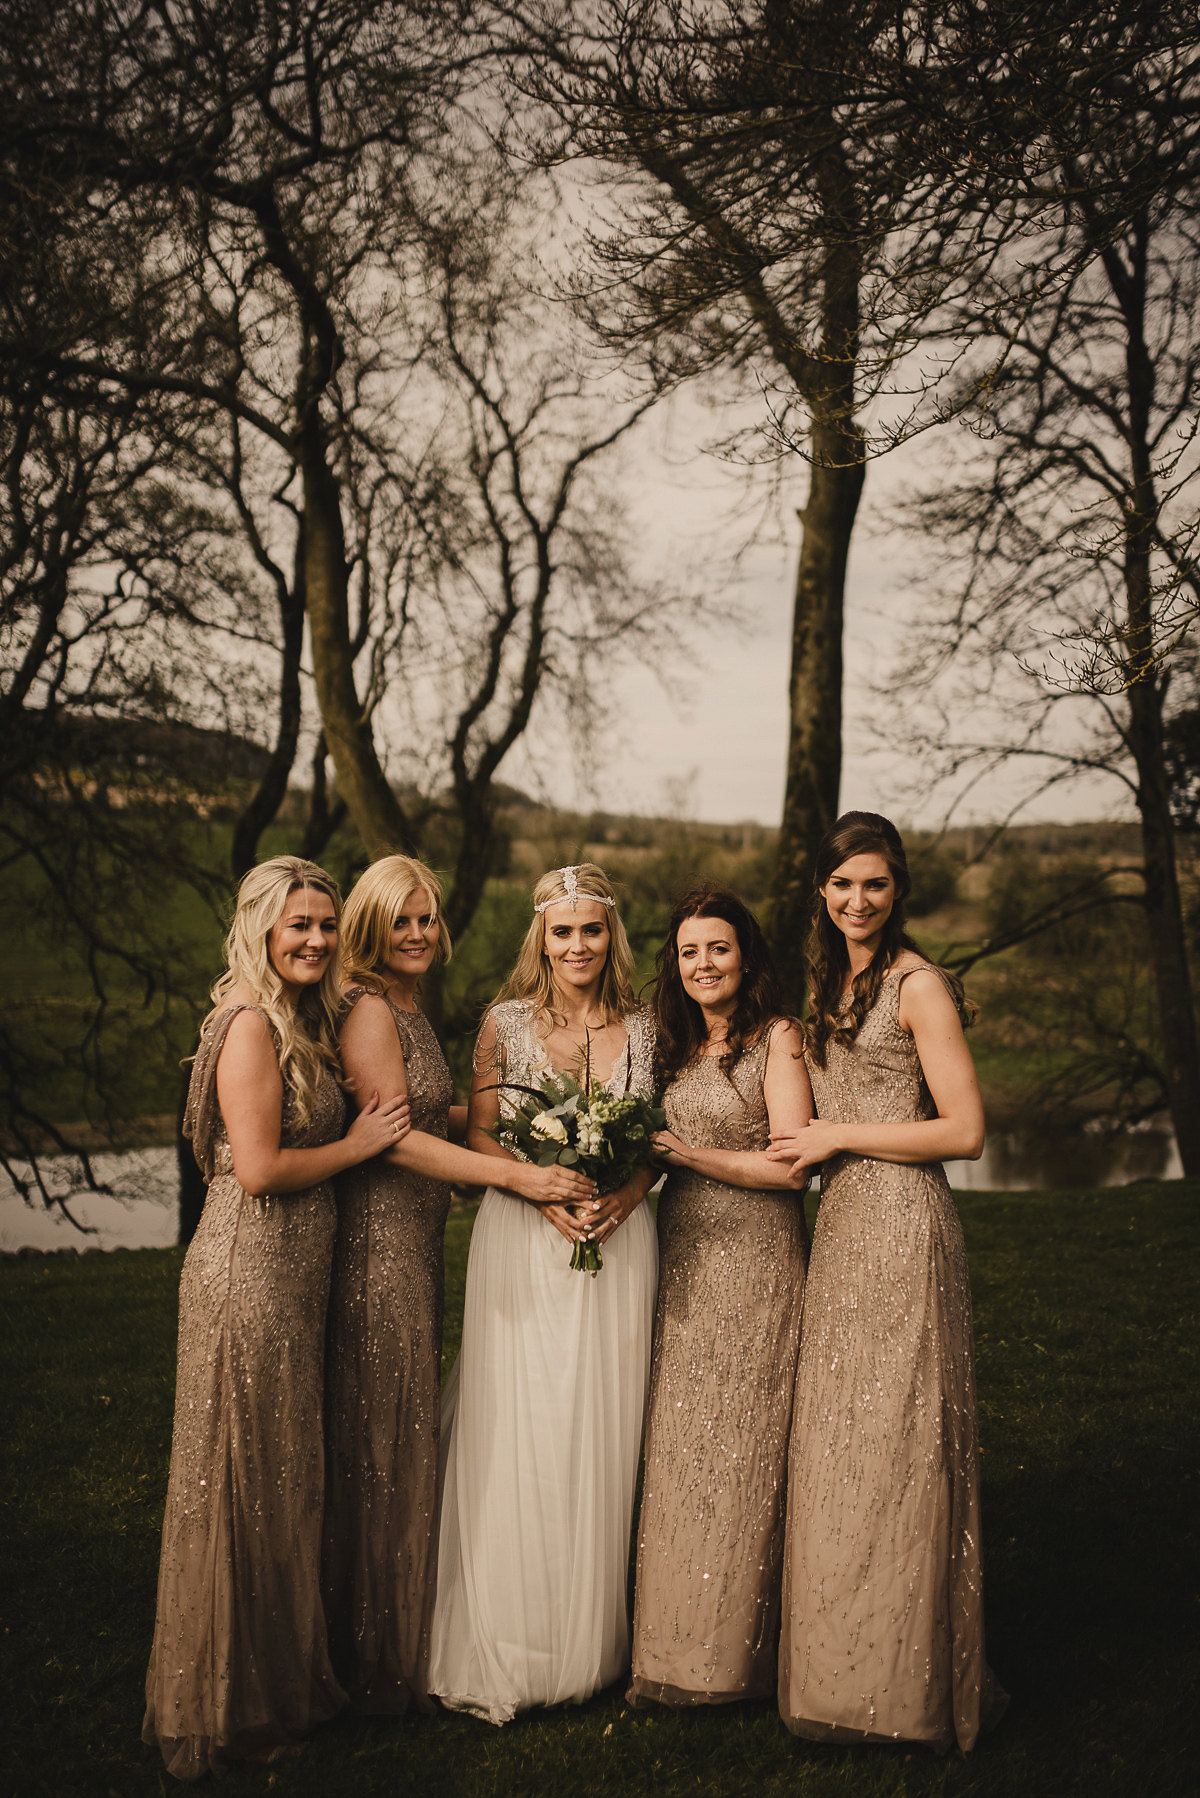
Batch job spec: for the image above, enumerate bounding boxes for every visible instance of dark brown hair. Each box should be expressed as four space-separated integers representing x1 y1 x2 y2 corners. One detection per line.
650 884 786 1090
805 811 972 1068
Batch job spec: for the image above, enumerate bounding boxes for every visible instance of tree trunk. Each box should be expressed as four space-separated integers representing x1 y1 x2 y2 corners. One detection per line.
445 795 496 946
1128 679 1200 1172
299 731 349 863
424 790 499 1039
768 141 866 1009
1117 223 1200 1172
230 528 306 881
299 400 411 860
769 432 865 1007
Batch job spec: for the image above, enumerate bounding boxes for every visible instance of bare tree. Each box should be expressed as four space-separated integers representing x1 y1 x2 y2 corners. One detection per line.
0 362 268 1221
298 198 700 978
2 48 696 1229
2 0 474 857
882 42 1200 1166
0 138 334 1224
497 0 1200 1007
507 0 938 993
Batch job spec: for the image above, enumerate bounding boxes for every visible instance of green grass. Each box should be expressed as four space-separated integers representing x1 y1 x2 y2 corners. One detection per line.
2 1185 1198 1796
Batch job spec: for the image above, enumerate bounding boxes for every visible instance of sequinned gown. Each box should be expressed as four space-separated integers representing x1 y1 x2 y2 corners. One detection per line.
323 994 454 1712
428 1001 659 1724
779 965 1007 1750
143 1005 347 1781
631 1028 809 1705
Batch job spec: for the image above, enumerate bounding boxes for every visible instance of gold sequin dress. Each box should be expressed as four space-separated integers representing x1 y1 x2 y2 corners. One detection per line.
630 1028 809 1704
143 1004 347 1781
779 964 1007 1750
322 994 454 1713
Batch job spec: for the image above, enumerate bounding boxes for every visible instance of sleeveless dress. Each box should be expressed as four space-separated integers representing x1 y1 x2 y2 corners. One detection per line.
323 995 454 1713
143 1005 347 1780
630 1027 809 1705
428 1001 659 1724
779 964 1007 1751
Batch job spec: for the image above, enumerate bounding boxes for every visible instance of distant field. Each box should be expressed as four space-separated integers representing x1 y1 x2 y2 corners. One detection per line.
2 1181 1197 1796
4 810 1179 1135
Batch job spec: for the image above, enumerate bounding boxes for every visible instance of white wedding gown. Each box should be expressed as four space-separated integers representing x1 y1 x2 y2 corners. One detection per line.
428 1001 659 1724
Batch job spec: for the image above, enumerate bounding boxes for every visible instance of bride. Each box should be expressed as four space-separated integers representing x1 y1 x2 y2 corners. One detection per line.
428 864 659 1724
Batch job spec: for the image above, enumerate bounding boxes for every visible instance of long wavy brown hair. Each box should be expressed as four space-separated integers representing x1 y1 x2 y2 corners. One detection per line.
805 812 973 1069
650 884 786 1090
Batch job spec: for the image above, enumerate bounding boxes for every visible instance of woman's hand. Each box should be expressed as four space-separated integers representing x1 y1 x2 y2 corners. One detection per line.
345 1091 411 1163
511 1163 597 1209
767 1118 842 1181
510 1163 597 1245
584 1177 646 1246
651 1128 691 1166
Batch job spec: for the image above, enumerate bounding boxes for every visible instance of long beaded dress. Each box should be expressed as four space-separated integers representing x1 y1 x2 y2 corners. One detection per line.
143 1005 347 1781
630 1027 809 1704
322 993 454 1713
779 964 1007 1751
428 1001 659 1724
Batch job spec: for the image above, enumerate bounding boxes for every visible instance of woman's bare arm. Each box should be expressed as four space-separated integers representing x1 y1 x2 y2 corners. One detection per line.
651 1022 814 1190
215 1009 405 1196
339 999 594 1213
766 971 985 1175
462 1011 597 1242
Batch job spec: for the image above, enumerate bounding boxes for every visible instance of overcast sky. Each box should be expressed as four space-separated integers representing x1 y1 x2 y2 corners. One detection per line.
499 388 1129 832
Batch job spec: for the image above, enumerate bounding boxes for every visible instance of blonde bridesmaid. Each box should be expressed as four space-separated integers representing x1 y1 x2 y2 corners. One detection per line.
143 859 408 1780
630 885 812 1706
322 855 595 1713
768 812 1007 1751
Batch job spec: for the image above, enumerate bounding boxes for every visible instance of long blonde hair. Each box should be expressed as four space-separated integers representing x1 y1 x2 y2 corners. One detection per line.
493 862 636 1025
340 853 452 993
205 856 345 1125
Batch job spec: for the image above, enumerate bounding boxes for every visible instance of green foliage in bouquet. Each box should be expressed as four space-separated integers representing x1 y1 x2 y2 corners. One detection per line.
492 1070 666 1272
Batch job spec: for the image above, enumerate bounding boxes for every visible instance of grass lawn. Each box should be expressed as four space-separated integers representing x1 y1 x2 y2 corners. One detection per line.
2 1184 1198 1797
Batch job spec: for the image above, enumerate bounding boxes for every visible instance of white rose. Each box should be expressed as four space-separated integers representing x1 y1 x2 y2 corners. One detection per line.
530 1111 568 1145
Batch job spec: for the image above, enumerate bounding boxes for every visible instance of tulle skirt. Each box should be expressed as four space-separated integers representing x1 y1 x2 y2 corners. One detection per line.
429 1187 658 1724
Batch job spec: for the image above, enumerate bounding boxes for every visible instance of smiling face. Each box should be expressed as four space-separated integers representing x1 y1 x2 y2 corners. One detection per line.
675 915 744 1020
267 884 338 999
820 852 897 959
382 884 441 991
541 898 612 1000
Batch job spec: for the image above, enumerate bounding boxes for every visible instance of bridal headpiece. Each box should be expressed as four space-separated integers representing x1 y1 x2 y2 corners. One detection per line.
533 865 617 913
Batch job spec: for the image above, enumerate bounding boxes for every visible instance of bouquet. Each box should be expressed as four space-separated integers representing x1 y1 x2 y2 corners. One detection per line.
493 1070 666 1273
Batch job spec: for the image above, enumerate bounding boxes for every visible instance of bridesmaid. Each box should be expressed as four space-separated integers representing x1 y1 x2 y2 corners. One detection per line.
143 858 408 1780
630 884 813 1706
322 854 595 1714
768 811 1007 1751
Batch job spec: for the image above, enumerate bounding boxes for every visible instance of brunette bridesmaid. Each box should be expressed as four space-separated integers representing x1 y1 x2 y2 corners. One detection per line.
768 812 1007 1751
630 885 812 1706
143 858 408 1780
322 854 595 1714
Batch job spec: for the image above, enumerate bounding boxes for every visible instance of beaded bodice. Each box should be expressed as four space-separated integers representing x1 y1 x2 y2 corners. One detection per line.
483 1000 655 1158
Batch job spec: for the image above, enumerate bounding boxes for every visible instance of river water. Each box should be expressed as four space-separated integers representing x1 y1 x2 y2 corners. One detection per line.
1 1116 1184 1254
0 1147 180 1254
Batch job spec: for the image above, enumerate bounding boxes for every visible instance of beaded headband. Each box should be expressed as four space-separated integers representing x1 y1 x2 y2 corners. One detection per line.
532 865 617 913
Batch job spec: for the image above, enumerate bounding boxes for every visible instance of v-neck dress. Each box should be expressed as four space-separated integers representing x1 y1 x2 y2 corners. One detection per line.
428 999 659 1723
630 1027 809 1704
779 964 1007 1750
